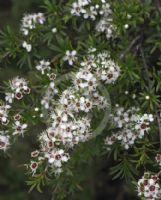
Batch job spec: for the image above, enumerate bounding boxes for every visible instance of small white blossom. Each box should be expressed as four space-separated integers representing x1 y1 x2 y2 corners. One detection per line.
41 81 58 109
155 154 161 167
22 41 32 52
36 60 51 74
63 50 77 66
52 27 57 33
71 2 86 16
30 161 38 175
145 95 150 100
0 132 10 151
124 24 129 29
0 104 10 125
44 148 70 174
5 93 14 104
13 121 27 136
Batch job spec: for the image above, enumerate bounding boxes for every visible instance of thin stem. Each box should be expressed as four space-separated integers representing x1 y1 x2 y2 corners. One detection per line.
119 35 140 60
157 113 161 147
155 0 161 16
140 46 151 85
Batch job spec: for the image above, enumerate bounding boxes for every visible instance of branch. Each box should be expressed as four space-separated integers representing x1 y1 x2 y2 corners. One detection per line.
140 46 161 146
155 0 161 16
140 46 151 85
0 52 10 62
157 112 161 147
119 35 140 60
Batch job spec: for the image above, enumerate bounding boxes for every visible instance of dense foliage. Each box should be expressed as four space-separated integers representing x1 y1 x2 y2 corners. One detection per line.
0 0 161 199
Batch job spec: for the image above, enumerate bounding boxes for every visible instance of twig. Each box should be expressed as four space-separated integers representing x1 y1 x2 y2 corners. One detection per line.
0 52 10 62
116 189 124 200
51 184 59 200
157 112 161 147
140 46 151 85
119 35 140 60
155 0 161 16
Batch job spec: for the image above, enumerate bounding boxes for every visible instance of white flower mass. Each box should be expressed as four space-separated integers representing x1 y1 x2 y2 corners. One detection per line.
30 50 120 175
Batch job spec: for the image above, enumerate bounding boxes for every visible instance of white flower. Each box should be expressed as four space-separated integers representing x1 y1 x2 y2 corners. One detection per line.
71 2 86 16
155 154 161 167
78 0 91 6
22 41 32 52
45 148 70 173
88 47 96 53
41 82 58 109
124 24 129 29
127 14 132 19
36 60 51 74
5 93 14 104
145 95 150 100
83 6 98 20
63 50 77 65
52 27 57 33
13 121 27 136
30 161 38 175
0 132 10 151
31 150 39 158
0 104 10 125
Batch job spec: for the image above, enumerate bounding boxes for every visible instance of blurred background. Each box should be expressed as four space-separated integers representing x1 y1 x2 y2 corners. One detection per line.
0 1 138 199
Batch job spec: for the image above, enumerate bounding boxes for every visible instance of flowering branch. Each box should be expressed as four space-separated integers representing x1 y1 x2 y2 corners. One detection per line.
0 1 160 200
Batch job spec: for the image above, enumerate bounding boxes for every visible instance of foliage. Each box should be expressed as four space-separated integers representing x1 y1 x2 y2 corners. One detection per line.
0 0 161 200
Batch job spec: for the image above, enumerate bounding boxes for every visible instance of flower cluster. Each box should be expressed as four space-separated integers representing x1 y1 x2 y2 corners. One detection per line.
105 106 154 149
41 82 58 109
137 172 161 200
71 0 110 21
29 51 120 175
0 131 10 151
96 3 115 39
0 113 28 152
70 1 115 39
96 59 120 84
155 154 161 168
21 13 45 36
5 77 31 103
35 60 58 109
81 51 120 84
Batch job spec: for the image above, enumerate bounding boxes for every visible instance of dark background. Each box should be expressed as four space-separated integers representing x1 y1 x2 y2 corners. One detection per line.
0 1 138 199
